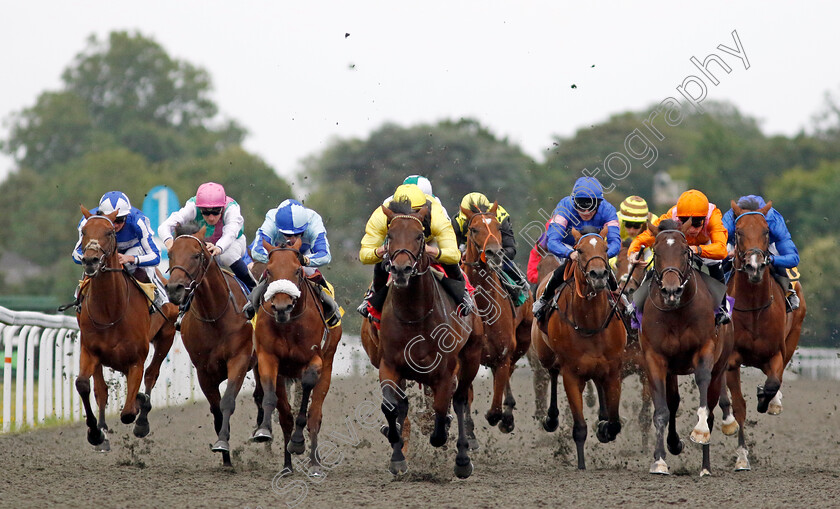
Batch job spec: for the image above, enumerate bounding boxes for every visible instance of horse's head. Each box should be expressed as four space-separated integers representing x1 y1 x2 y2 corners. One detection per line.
462 201 504 269
649 219 693 308
571 225 610 292
79 205 119 277
263 236 305 323
382 199 430 288
166 223 210 305
731 199 773 284
615 238 642 296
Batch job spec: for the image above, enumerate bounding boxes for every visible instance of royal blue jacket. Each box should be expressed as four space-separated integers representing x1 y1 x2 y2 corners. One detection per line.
545 197 621 259
722 195 799 268
72 207 161 266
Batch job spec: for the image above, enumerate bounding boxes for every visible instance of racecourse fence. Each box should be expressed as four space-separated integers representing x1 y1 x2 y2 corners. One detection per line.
1 304 838 433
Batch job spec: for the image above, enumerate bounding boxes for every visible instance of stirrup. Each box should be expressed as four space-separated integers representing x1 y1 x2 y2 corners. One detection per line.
357 299 371 318
242 301 256 320
532 298 549 320
715 310 731 325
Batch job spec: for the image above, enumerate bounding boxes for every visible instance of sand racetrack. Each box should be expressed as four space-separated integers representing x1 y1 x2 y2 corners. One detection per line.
2 366 839 508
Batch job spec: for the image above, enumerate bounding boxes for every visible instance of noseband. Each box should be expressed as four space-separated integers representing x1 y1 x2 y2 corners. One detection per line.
82 216 118 276
260 245 308 318
732 211 770 273
386 215 428 278
167 235 211 294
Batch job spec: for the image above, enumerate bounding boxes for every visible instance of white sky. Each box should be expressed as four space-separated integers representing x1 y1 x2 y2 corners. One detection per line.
1 1 838 186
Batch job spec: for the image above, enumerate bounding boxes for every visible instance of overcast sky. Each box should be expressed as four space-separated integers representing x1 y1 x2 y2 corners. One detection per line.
1 1 838 188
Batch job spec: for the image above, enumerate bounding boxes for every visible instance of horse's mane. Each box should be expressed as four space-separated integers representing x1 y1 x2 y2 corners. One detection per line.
622 237 633 248
174 221 202 237
657 219 681 231
737 197 761 211
388 198 432 236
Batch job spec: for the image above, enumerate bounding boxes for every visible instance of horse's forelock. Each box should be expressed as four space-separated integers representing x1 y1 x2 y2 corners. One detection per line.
174 221 202 237
388 198 416 215
657 219 681 231
737 197 761 211
578 226 601 235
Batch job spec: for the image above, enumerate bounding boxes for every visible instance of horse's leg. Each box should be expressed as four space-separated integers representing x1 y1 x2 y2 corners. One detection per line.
486 358 512 429
638 370 652 451
647 352 670 474
526 346 549 422
379 365 408 475
143 317 175 397
727 366 751 471
465 384 479 450
75 347 104 447
757 351 784 414
253 352 279 442
213 351 251 466
121 361 145 428
562 371 588 470
453 331 482 480
92 364 111 452
542 368 560 432
584 380 597 409
719 369 737 436
304 355 335 478
196 372 228 465
500 374 517 433
665 373 683 456
275 376 294 475
252 363 265 431
689 349 714 445
289 356 322 456
596 370 622 444
430 378 454 448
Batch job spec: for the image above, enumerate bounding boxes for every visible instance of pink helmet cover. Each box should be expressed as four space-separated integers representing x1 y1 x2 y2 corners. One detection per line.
196 182 227 207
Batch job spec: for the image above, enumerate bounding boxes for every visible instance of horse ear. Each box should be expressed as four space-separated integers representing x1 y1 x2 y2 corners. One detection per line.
680 218 693 234
81 205 92 219
290 236 303 250
105 210 119 222
599 224 609 239
571 228 582 241
460 205 474 219
489 201 498 215
731 200 743 217
759 200 773 216
647 220 659 236
382 204 395 222
198 225 207 238
262 239 273 253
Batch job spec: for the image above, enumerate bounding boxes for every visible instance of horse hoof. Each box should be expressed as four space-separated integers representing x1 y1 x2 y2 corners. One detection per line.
287 438 306 455
87 427 105 446
689 429 710 445
307 465 325 479
486 411 502 427
735 447 751 471
120 413 137 425
699 468 712 477
499 415 515 434
542 416 559 433
389 460 408 475
430 433 447 448
468 437 481 451
767 403 783 415
721 417 739 436
95 438 111 453
454 460 474 479
596 421 610 444
212 440 230 453
251 428 273 443
649 459 670 475
668 439 684 456
133 421 150 438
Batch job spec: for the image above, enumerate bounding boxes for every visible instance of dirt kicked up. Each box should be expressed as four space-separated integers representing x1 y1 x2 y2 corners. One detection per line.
1 369 838 508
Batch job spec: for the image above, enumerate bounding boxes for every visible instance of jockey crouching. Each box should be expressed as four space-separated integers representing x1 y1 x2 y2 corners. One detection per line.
358 184 474 318
71 191 168 311
242 199 341 327
722 195 801 311
531 177 622 321
628 189 732 326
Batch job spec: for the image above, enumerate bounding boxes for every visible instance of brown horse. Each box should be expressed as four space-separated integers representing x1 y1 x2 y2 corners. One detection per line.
718 201 807 471
613 240 653 448
461 202 533 433
165 224 260 467
74 207 178 451
375 200 483 478
252 237 342 477
640 219 734 476
533 226 626 470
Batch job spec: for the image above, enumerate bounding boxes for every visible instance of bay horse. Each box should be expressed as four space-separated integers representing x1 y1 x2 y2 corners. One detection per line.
718 200 807 471
75 207 178 451
533 226 626 469
375 200 483 478
613 239 653 448
165 223 260 467
461 202 533 433
252 237 342 477
640 219 734 476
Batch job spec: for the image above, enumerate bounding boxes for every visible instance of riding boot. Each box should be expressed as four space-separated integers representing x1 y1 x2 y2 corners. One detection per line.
357 286 374 318
242 277 268 319
440 276 473 317
229 258 256 292
315 286 342 327
501 264 527 301
532 261 567 321
786 282 800 311
715 294 732 325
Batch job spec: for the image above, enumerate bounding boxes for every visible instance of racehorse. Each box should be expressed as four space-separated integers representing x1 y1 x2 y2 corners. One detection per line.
165 223 261 467
640 219 734 476
525 241 558 421
613 239 653 448
375 199 483 478
460 202 533 433
251 237 342 477
719 200 807 471
533 226 626 469
74 207 178 451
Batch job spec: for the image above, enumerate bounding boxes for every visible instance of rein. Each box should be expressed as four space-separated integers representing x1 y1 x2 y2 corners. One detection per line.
385 215 430 278
167 235 233 323
464 211 501 266
649 230 697 312
558 233 617 336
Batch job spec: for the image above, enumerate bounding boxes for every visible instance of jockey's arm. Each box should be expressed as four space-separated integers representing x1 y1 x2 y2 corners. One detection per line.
628 213 663 261
214 202 244 254
303 212 331 267
694 208 727 260
359 207 388 265
132 215 161 266
429 201 461 264
499 216 517 259
71 217 85 264
250 208 279 264
158 202 196 246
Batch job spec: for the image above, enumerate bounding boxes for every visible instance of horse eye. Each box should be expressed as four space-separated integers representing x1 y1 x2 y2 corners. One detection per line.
192 253 201 260
469 228 478 234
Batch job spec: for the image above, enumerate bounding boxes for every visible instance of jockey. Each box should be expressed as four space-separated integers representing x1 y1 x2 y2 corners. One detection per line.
241 199 340 327
525 219 552 291
722 195 800 310
531 177 621 321
610 195 654 269
71 191 167 308
628 189 731 325
158 182 256 291
452 192 529 301
358 183 473 317
402 174 451 219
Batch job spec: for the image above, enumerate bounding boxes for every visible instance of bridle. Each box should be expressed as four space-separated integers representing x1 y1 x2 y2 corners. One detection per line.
732 211 770 273
259 245 310 320
464 211 501 266
81 215 119 277
651 230 693 292
167 235 232 322
574 233 610 299
385 214 429 278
